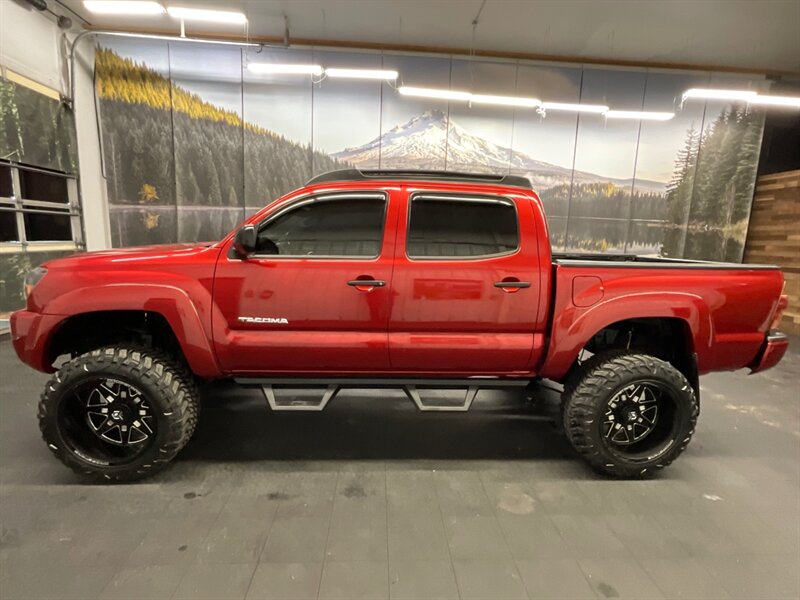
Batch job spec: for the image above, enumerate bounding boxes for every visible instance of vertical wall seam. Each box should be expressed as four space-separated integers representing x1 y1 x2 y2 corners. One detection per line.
378 53 384 169
507 60 520 175
562 68 584 252
240 47 245 221
679 72 712 258
443 57 452 171
623 71 648 254
167 41 178 243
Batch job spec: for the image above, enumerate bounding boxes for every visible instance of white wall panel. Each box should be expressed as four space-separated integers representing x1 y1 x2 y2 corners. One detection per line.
0 0 63 92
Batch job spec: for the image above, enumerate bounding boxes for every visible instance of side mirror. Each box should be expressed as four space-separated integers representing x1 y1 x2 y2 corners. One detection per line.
233 225 256 258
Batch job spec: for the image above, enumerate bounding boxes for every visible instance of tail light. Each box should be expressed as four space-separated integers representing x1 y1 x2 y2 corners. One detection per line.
770 294 789 331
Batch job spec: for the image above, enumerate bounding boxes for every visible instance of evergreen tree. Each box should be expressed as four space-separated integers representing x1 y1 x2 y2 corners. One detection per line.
662 106 764 261
0 80 25 159
0 79 76 172
186 171 200 205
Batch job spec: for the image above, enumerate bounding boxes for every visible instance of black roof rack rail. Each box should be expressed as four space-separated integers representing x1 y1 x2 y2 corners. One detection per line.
306 168 532 190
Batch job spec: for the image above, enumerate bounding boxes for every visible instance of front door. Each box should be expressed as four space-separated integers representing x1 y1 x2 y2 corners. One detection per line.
214 191 397 374
388 191 541 374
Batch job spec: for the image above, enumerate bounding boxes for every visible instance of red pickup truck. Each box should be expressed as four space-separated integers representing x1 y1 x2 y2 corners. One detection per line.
11 169 789 482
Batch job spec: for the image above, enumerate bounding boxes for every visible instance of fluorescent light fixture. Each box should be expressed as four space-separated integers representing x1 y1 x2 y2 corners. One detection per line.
397 87 541 108
749 94 800 108
682 88 758 102
247 63 323 75
604 110 675 121
99 31 261 46
682 88 799 108
398 86 471 101
540 102 609 114
84 1 165 14
166 6 247 24
325 68 398 80
470 94 541 108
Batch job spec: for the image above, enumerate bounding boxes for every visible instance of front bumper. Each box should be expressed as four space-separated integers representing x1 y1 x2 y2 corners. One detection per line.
9 310 60 372
749 331 789 374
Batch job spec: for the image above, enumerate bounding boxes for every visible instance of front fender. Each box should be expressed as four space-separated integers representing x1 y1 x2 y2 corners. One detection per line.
539 291 711 381
43 284 221 378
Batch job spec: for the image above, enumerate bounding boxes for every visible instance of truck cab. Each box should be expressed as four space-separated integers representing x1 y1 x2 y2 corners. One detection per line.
213 170 551 376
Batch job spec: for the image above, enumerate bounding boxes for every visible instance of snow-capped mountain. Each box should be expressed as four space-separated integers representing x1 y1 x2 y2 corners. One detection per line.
333 109 666 193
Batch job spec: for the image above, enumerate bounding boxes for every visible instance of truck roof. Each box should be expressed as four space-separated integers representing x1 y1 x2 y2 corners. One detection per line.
306 168 533 191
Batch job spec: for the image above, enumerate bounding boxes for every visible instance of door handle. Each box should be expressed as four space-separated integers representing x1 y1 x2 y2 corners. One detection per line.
347 279 386 288
494 281 531 289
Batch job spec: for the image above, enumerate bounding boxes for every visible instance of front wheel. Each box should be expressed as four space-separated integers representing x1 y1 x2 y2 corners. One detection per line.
562 352 698 478
38 346 199 482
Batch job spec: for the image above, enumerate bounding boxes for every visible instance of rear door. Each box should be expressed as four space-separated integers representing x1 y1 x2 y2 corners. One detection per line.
213 190 398 373
388 190 541 373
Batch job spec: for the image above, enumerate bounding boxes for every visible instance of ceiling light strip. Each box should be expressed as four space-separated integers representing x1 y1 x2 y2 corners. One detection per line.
682 88 758 102
398 86 472 101
471 94 541 107
166 6 248 24
681 88 800 109
540 102 609 114
749 95 800 108
248 63 323 75
398 86 541 108
604 110 675 121
84 1 165 14
325 68 398 80
98 31 263 47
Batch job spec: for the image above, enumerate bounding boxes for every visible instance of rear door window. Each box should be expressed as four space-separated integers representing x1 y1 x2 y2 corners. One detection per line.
407 195 519 258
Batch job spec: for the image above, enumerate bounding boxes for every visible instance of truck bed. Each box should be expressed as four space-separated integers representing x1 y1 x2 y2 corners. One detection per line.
539 253 785 380
552 253 780 270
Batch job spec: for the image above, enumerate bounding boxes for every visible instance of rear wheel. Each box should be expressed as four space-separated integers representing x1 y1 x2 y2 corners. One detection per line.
562 352 698 478
38 346 199 482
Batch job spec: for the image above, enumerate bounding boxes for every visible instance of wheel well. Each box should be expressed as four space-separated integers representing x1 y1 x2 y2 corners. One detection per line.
47 311 185 367
571 317 699 393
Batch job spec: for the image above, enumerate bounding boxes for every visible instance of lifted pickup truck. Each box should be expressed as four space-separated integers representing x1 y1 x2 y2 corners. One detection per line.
11 169 789 481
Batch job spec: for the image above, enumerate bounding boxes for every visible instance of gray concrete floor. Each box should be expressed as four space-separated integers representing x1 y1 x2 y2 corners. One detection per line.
1 337 798 600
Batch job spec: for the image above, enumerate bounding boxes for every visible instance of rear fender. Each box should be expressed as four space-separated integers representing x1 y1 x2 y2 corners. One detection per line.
540 291 711 381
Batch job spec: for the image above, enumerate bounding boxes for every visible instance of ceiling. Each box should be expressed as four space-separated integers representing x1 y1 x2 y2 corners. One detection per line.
56 0 800 74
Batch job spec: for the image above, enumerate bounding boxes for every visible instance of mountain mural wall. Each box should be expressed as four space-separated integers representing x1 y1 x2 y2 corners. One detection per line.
97 47 343 246
334 109 665 194
95 39 767 260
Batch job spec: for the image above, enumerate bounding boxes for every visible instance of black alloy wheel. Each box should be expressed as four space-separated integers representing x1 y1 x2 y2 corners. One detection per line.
603 381 663 446
72 378 156 457
562 352 698 478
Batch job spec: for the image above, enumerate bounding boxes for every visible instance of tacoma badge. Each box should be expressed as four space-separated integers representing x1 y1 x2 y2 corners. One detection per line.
238 316 289 324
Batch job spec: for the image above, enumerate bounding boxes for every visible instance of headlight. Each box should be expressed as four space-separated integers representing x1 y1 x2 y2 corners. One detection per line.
24 267 47 298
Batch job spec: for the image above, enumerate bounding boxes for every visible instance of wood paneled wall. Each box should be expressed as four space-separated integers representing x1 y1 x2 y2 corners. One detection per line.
744 170 800 335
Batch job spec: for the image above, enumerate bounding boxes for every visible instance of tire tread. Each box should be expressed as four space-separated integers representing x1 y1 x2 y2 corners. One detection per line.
38 345 199 482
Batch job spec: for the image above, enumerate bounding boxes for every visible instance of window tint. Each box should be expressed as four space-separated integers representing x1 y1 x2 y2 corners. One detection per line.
0 166 12 198
407 197 519 258
0 165 79 246
24 211 72 241
257 197 385 257
0 212 18 242
20 170 69 204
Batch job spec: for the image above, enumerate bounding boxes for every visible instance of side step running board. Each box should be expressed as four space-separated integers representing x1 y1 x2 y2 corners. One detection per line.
235 378 529 413
262 384 339 412
403 385 479 412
